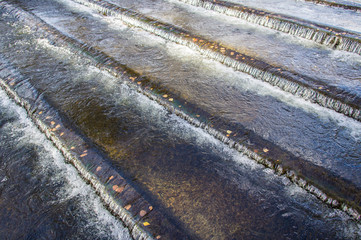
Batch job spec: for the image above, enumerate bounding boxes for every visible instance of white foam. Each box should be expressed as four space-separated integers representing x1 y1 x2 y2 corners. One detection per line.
0 88 131 240
227 0 361 33
164 40 361 141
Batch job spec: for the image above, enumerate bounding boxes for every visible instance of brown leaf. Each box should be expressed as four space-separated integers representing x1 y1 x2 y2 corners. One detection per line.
139 210 147 217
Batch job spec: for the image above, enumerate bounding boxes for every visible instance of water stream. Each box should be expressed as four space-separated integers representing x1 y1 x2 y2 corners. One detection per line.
0 0 360 239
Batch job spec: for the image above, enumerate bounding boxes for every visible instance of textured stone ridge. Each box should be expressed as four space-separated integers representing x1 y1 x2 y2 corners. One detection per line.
176 0 361 54
304 0 361 12
1 0 359 226
0 52 191 240
71 0 361 121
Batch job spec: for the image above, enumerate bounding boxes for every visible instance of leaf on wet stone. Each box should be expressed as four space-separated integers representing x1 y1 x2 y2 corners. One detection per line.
112 185 124 193
140 210 147 217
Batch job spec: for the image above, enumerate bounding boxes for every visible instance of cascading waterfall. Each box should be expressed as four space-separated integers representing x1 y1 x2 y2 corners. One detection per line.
304 0 361 11
1 0 360 222
69 0 361 122
174 0 361 54
0 60 157 240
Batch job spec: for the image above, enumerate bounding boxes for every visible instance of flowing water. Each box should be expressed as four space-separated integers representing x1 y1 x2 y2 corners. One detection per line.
0 0 360 239
226 0 361 33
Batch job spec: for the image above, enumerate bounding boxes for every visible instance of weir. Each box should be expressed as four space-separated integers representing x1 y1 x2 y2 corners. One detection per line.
304 0 361 11
0 55 191 240
0 0 360 239
1 0 361 221
63 0 361 122
174 0 361 54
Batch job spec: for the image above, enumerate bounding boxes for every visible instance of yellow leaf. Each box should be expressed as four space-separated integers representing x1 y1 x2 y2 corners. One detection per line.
143 222 150 226
226 130 232 134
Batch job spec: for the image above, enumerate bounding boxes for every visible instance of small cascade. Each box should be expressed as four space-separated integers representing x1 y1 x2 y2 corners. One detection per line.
1 0 360 222
65 0 361 122
0 60 158 240
175 0 361 54
304 0 361 11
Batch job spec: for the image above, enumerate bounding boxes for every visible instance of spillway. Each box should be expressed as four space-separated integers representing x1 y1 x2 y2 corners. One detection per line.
0 0 360 239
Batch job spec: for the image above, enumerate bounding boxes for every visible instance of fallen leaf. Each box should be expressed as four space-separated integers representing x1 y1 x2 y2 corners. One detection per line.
50 121 55 126
226 130 232 134
149 206 153 211
60 132 64 136
169 98 173 102
38 111 43 115
112 185 124 193
80 153 87 157
162 94 168 98
143 222 150 226
263 148 269 153
96 166 102 172
125 204 131 210
140 210 147 217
